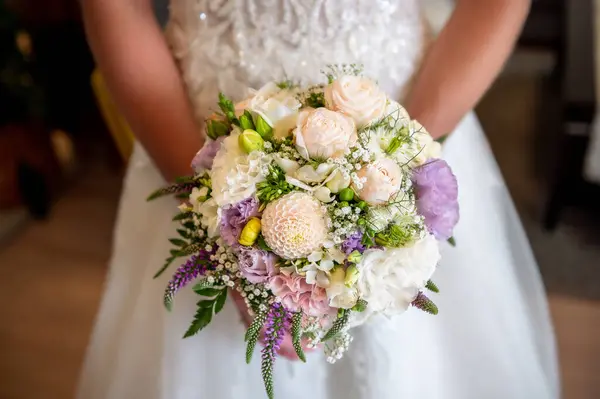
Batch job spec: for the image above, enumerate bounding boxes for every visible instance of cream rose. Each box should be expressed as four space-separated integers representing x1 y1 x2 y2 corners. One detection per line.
355 235 440 318
294 108 357 160
353 158 403 205
325 75 387 127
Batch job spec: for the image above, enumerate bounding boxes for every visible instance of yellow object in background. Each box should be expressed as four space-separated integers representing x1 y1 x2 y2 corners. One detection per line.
91 69 135 163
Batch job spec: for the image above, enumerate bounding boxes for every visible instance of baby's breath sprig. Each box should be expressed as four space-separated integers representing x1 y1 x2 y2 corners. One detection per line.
322 64 364 83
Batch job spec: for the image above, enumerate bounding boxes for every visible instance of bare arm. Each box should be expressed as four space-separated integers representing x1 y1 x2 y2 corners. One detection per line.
82 0 203 180
406 0 531 138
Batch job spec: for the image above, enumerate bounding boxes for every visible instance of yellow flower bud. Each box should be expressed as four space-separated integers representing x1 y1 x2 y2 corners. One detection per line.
344 265 359 287
329 266 346 285
238 217 262 246
238 129 264 154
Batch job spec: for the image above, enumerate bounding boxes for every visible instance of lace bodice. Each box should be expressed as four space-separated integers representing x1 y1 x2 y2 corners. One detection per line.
166 0 430 124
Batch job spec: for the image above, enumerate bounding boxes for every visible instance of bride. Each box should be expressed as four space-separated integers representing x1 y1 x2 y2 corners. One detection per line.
78 0 559 398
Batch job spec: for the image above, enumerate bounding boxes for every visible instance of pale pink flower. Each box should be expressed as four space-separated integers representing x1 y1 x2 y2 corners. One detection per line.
269 273 332 317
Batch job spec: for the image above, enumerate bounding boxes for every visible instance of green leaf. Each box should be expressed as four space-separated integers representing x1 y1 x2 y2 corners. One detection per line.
214 289 228 314
196 299 216 309
257 235 272 252
321 310 349 342
147 182 194 201
173 212 193 222
447 236 456 247
291 312 306 362
175 175 196 184
169 238 187 247
425 280 439 293
183 306 213 338
193 287 223 297
153 256 176 279
176 228 191 239
436 134 448 144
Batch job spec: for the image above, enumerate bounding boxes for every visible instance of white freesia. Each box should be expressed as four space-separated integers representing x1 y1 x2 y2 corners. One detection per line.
394 120 442 166
210 131 270 206
189 186 209 214
325 75 387 127
295 108 357 160
238 82 301 139
354 158 403 205
325 168 351 193
313 186 335 203
197 198 221 238
273 155 300 174
355 234 440 319
326 267 359 309
295 164 335 184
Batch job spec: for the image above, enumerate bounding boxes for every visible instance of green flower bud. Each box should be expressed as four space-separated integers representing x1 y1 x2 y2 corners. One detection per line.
352 299 368 312
239 217 261 246
206 119 229 140
239 129 264 153
255 114 273 140
239 110 255 131
344 265 359 287
347 250 362 264
339 188 354 202
357 201 368 210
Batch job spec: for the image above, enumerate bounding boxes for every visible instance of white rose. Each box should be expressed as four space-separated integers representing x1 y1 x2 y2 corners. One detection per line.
294 108 357 160
356 235 440 317
325 75 387 127
239 82 301 139
210 131 271 206
353 158 403 205
197 198 221 238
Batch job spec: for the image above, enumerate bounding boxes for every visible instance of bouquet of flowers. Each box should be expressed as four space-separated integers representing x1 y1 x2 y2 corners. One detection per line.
149 66 459 399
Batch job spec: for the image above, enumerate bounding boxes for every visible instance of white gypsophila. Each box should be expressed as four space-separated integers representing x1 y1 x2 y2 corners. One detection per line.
210 130 271 207
261 192 328 259
355 234 440 322
197 198 221 238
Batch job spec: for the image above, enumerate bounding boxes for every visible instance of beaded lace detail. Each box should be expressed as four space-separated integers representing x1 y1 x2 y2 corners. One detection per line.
166 0 429 123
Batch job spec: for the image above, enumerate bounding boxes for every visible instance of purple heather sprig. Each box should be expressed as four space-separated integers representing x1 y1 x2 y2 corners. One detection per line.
261 302 292 399
164 249 215 310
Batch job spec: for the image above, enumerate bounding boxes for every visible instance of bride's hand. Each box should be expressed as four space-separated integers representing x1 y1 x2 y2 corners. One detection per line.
231 290 315 361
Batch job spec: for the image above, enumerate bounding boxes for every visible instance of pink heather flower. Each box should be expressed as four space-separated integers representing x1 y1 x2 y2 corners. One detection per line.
220 197 260 246
269 273 332 317
412 159 459 240
191 136 225 172
236 247 278 284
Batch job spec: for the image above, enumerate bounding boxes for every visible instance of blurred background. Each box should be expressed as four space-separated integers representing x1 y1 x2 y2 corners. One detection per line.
0 0 599 397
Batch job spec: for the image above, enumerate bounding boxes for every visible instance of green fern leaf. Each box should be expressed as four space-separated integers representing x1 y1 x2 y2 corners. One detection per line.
214 290 228 314
169 238 187 247
183 306 213 338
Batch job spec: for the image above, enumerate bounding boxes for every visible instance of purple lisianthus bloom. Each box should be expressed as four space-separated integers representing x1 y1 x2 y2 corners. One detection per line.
220 197 260 246
191 136 225 172
412 159 459 240
341 231 366 255
237 246 279 284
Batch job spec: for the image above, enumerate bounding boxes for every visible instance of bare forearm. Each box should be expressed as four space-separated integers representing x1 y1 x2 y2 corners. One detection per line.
82 0 202 180
406 0 530 138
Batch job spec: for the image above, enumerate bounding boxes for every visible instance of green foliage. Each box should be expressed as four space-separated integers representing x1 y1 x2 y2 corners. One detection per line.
173 211 193 222
304 91 326 108
153 243 201 279
276 79 297 89
239 110 255 130
183 288 227 338
291 312 306 362
447 236 456 247
412 292 439 315
375 224 416 247
218 92 239 126
169 238 187 247
245 309 268 363
206 119 230 140
256 165 295 203
425 280 440 293
323 64 364 84
322 310 349 342
255 114 273 140
147 182 195 201
261 352 274 399
257 235 272 252
352 299 368 312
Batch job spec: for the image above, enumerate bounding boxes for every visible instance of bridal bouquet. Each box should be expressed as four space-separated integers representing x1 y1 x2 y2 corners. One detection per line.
149 66 459 398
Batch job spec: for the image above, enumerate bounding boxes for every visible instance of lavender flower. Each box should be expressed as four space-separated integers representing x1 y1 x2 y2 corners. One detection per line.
412 159 459 240
164 250 214 310
341 231 366 255
237 247 278 284
191 136 225 172
220 197 261 246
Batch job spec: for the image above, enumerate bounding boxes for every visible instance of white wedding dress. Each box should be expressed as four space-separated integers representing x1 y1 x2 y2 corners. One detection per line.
77 1 560 398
